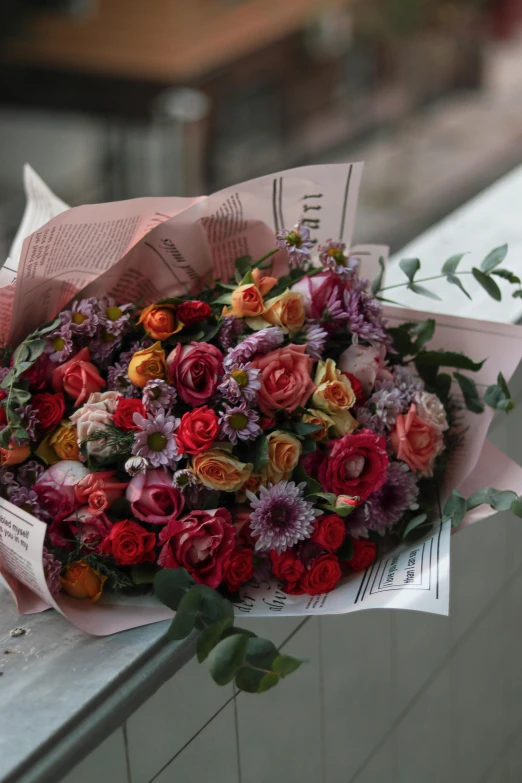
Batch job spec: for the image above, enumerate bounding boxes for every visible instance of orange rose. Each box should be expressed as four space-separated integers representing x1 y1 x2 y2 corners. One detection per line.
50 421 81 461
248 290 305 335
128 342 168 388
390 403 444 477
0 444 30 467
60 561 107 601
224 268 277 318
138 303 182 341
192 449 252 492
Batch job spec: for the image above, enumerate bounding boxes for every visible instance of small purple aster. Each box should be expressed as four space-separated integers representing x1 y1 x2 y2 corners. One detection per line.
90 333 121 366
99 299 134 337
42 547 62 596
343 285 390 347
69 298 99 337
17 460 45 487
219 402 262 444
347 462 419 538
357 381 402 434
173 468 197 490
143 379 177 414
393 366 422 411
299 320 328 359
276 222 314 269
318 239 360 280
132 411 181 468
247 480 321 554
15 405 39 441
10 485 40 515
218 363 260 403
223 327 285 368
45 321 74 363
218 316 246 352
108 362 141 398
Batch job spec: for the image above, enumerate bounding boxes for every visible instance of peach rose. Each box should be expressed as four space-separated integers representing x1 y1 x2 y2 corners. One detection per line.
192 448 252 492
390 403 444 477
52 347 105 407
0 444 30 467
138 303 182 341
128 342 167 388
50 421 81 461
302 408 335 442
312 359 358 436
250 344 316 415
247 290 305 336
60 560 107 602
224 268 277 318
262 430 302 484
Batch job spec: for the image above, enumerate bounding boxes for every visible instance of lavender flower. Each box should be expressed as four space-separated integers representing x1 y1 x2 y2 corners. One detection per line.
0 467 17 496
347 462 419 538
43 547 62 596
393 366 422 410
132 411 181 468
143 379 177 414
218 364 261 403
318 239 360 280
343 285 390 347
173 468 197 490
10 486 40 515
219 402 262 444
15 405 39 441
224 327 284 368
99 299 133 337
218 316 246 352
247 480 321 554
17 460 45 487
276 222 314 268
108 362 140 398
299 320 328 359
45 321 74 363
357 381 402 434
90 333 121 366
68 298 99 337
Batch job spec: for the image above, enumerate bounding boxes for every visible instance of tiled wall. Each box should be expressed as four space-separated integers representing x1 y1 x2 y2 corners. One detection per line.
60 391 522 783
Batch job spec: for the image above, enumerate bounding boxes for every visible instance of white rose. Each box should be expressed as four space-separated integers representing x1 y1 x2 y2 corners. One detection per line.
414 391 449 432
75 408 115 458
338 344 381 395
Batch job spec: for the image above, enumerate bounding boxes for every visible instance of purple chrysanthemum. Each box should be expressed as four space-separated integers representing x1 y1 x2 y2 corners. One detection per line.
218 316 246 352
357 381 402 434
132 411 181 468
276 222 314 268
99 298 134 337
143 379 177 414
318 239 360 280
393 366 422 410
343 285 390 347
224 327 285 368
43 547 62 596
68 298 99 337
10 485 40 515
15 405 39 441
107 361 141 398
347 462 419 538
218 363 261 403
219 402 262 444
247 480 321 554
299 320 328 359
17 460 45 487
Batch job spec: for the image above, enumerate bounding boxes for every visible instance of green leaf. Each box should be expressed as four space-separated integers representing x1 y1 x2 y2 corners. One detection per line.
510 497 522 518
208 633 250 686
195 584 234 625
408 283 442 301
443 489 467 528
491 268 521 284
411 319 435 349
446 273 472 299
484 374 514 412
166 588 203 640
371 256 386 296
435 373 452 399
301 437 317 455
34 317 61 337
311 491 338 506
239 269 254 286
196 617 234 662
13 343 30 363
415 351 484 371
246 637 278 668
472 268 502 301
27 339 46 362
442 253 466 275
257 672 281 692
336 536 354 561
454 372 484 413
235 255 253 279
498 372 511 398
399 257 420 282
401 513 428 538
480 244 508 273
0 370 15 389
292 421 323 437
235 666 279 693
0 426 11 448
212 294 233 305
389 326 416 358
293 465 322 496
466 487 517 512
513 290 522 299
253 434 269 474
272 654 302 677
154 567 195 611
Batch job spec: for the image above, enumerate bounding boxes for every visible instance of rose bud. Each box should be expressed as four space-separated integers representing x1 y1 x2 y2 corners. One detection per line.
0 444 31 467
60 561 107 601
138 303 181 341
176 301 212 327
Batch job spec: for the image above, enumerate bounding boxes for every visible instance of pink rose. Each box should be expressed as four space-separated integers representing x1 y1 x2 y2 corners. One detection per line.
158 508 236 588
126 468 184 525
390 403 444 477
167 341 223 407
250 344 316 415
34 460 89 521
48 507 113 553
319 429 389 502
338 344 389 395
52 347 106 406
75 471 128 516
291 270 348 320
72 408 114 460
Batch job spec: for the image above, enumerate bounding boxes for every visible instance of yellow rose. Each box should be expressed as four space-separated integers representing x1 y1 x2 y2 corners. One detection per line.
312 359 358 436
302 408 335 442
50 421 81 461
128 341 167 388
262 430 302 485
193 449 252 492
247 290 305 335
61 561 107 602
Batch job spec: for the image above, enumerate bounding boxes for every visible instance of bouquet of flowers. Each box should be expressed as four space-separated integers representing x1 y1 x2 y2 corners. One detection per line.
2 164 522 694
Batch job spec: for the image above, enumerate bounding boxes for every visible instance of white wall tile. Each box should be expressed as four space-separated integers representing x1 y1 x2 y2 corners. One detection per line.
235 616 302 649
153 701 238 783
236 618 323 783
60 728 129 783
126 655 233 783
350 737 397 783
321 610 395 783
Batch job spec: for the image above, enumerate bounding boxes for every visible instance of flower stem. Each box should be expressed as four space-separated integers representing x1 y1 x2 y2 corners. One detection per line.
254 248 278 266
380 270 473 292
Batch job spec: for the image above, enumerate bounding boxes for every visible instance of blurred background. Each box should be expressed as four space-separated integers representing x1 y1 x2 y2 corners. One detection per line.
0 0 522 255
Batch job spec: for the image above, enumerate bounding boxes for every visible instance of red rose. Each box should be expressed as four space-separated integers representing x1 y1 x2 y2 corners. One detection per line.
102 519 156 565
224 548 254 592
177 300 212 327
342 372 364 404
176 406 219 455
114 398 146 431
0 390 7 427
20 354 53 391
343 538 376 571
250 344 316 416
299 448 326 478
310 514 346 553
126 468 184 525
32 392 66 432
167 341 223 407
158 508 235 588
299 554 341 595
319 429 389 503
270 549 305 588
52 347 106 406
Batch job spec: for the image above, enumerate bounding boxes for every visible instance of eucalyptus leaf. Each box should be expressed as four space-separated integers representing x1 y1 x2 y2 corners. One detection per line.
441 253 465 275
472 268 502 301
399 257 420 282
480 244 508 273
272 654 302 677
208 633 250 686
154 567 195 611
196 617 234 662
411 319 435 349
446 273 471 299
371 256 386 295
491 268 520 284
466 487 517 512
166 588 203 640
510 497 522 517
246 637 278 669
401 513 428 538
443 489 467 527
408 283 442 301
